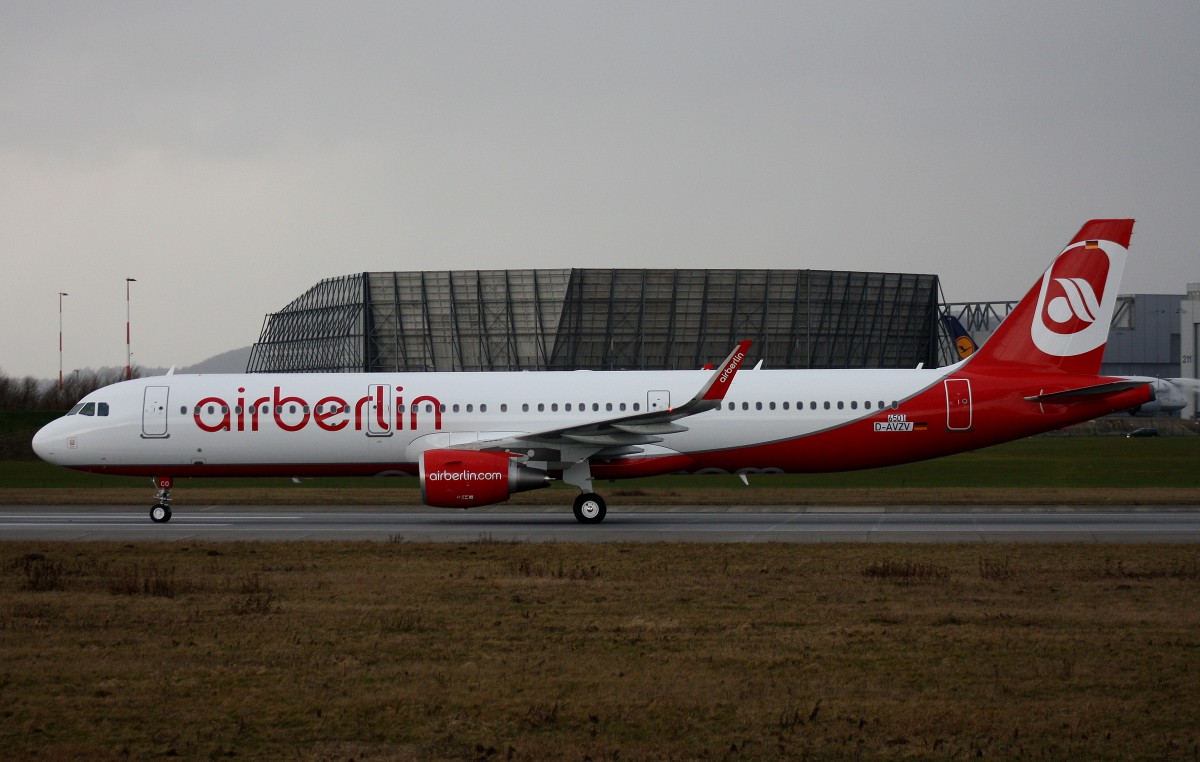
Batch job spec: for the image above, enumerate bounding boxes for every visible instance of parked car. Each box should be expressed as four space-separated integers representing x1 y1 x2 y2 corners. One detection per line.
1126 428 1159 438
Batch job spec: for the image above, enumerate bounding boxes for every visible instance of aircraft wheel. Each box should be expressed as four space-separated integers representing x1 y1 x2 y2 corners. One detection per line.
572 492 607 524
150 504 172 523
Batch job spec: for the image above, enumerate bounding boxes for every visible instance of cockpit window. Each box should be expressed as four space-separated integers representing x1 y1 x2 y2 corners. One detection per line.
67 401 109 416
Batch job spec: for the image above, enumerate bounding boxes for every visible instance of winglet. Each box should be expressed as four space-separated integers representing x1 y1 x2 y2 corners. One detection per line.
698 340 752 401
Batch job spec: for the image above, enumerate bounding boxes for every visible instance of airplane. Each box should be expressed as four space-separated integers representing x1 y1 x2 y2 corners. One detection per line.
32 219 1153 524
1123 376 1192 417
940 314 979 360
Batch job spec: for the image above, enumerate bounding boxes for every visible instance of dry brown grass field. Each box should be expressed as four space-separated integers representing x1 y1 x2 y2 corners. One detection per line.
2 541 1199 760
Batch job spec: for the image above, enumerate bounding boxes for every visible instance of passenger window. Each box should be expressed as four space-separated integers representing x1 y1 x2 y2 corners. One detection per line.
809 402 817 410
180 406 187 415
452 404 460 413
823 401 831 410
851 401 858 410
592 403 599 412
633 403 639 411
837 401 844 410
538 403 545 412
742 402 749 411
480 404 487 413
522 404 529 412
782 402 789 410
551 403 558 412
619 403 626 411
466 404 473 413
755 402 763 410
769 402 776 411
605 403 613 411
500 404 507 412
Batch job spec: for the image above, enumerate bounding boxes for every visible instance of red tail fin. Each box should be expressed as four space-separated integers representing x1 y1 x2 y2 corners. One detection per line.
967 219 1134 376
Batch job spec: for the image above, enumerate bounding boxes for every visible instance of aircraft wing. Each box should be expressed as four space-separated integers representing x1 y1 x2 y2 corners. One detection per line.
455 340 752 455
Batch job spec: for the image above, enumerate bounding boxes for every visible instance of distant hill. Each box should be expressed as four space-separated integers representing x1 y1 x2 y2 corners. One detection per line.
129 346 254 377
179 346 254 374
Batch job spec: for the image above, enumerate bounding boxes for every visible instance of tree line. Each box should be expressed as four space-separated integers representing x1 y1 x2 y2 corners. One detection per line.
0 368 145 412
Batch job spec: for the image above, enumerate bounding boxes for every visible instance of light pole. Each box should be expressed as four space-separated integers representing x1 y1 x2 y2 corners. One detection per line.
125 278 136 380
58 292 68 389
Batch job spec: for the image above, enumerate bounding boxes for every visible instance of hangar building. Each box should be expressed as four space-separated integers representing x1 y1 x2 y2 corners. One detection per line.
247 269 943 374
945 294 1185 379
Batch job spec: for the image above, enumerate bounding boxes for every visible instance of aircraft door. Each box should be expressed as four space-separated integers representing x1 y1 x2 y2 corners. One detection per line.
647 390 670 413
366 384 393 437
142 386 170 439
944 379 972 431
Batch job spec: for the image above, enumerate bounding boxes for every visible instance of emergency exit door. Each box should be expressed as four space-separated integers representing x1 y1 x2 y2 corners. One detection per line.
142 386 169 438
647 390 670 413
944 378 972 431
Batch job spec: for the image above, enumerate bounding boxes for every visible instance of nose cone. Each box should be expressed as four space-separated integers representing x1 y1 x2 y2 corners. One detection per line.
31 422 58 463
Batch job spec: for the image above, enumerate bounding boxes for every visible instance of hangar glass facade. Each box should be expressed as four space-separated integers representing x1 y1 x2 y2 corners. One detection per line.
247 269 942 373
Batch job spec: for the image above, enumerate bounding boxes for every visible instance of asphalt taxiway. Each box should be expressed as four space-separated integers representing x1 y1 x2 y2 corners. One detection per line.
2 506 1199 542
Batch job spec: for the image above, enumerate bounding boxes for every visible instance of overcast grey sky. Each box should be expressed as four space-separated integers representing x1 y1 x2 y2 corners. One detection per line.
2 1 1197 378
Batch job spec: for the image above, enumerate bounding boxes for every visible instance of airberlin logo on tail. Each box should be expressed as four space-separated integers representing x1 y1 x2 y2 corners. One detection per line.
1047 277 1102 324
1030 240 1124 357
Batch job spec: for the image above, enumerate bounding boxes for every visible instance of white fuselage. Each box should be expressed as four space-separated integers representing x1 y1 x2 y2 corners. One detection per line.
33 366 951 476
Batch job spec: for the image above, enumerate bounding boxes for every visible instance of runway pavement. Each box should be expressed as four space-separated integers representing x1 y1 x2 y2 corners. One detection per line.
2 505 1199 542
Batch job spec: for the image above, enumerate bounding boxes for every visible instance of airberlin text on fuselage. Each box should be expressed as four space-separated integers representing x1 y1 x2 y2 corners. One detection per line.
192 386 443 434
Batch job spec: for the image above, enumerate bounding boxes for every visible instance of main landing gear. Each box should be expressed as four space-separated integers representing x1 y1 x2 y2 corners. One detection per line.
563 460 607 523
572 492 607 524
150 476 173 523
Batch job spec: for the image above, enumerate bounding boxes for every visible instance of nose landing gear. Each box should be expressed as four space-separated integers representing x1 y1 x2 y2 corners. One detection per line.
150 476 173 523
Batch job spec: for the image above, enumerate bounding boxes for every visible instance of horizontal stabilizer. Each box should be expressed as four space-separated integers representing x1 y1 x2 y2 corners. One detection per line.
1023 379 1150 404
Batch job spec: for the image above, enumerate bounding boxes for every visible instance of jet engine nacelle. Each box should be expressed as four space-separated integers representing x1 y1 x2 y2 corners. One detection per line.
420 449 550 508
